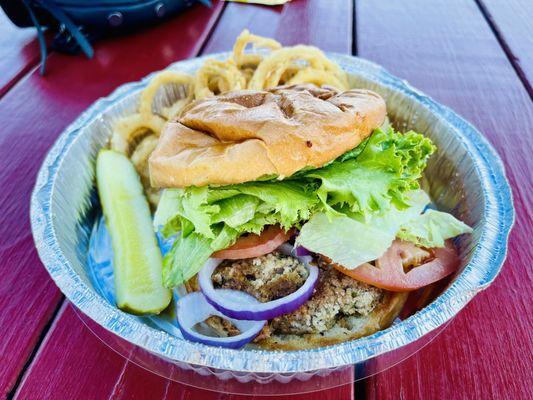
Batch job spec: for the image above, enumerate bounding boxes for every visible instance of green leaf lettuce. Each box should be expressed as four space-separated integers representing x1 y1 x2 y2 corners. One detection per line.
155 127 470 288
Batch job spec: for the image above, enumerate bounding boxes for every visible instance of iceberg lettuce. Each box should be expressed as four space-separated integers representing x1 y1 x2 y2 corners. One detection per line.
296 190 430 269
398 209 473 248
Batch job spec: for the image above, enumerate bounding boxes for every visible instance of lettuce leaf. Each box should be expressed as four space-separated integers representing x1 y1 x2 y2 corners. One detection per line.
398 209 473 247
159 181 320 287
162 224 238 287
308 128 435 215
296 190 430 268
162 232 213 287
153 189 182 231
159 127 439 288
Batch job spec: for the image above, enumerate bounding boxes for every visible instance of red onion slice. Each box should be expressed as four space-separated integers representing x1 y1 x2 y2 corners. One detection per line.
278 243 314 264
177 291 266 349
294 245 312 257
199 246 319 321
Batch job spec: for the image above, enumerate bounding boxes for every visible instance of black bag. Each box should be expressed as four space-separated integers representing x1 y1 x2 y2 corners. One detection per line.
0 0 210 73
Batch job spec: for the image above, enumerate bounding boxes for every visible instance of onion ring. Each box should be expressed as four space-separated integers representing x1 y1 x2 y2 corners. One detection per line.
248 45 349 90
161 97 191 120
110 113 165 155
130 134 158 176
232 29 282 68
130 135 160 207
139 70 194 118
287 68 348 90
194 59 246 99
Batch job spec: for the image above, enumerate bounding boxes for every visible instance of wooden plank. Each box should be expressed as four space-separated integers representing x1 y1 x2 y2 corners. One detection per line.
204 0 352 54
15 304 354 400
0 11 41 98
13 305 129 399
202 2 282 52
477 0 533 95
273 0 352 53
12 1 357 399
195 2 355 398
356 1 533 399
0 2 224 398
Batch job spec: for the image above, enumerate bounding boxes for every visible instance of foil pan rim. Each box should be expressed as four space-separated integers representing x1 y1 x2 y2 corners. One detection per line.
30 52 514 373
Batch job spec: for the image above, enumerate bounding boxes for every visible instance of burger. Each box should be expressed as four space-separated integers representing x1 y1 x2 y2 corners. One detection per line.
149 84 471 350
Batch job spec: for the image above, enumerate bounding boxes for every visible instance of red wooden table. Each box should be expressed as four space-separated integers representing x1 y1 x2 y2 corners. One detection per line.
0 1 531 399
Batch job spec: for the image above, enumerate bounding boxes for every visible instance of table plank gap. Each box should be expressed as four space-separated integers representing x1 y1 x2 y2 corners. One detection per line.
202 2 283 54
196 1 230 56
351 0 357 55
13 305 137 400
355 0 532 397
204 0 353 54
10 301 69 399
475 0 533 101
475 0 533 98
6 298 66 399
1 61 38 100
274 0 353 53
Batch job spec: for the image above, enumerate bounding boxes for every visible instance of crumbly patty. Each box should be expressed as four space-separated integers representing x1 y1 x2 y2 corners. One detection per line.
212 252 309 302
269 263 383 335
212 253 383 336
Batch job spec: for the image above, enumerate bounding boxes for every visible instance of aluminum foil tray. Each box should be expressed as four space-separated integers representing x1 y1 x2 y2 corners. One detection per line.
30 53 514 394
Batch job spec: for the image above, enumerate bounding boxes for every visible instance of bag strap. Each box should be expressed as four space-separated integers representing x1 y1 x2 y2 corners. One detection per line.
22 0 49 75
21 0 94 75
14 0 212 75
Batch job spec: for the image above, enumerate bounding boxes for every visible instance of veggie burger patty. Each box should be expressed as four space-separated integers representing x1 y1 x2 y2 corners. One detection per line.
209 253 383 338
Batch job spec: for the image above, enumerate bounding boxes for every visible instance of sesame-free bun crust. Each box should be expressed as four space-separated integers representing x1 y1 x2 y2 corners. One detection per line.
149 84 386 188
254 291 408 350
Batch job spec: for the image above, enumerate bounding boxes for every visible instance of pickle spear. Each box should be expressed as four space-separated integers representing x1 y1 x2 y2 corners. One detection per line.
96 150 171 314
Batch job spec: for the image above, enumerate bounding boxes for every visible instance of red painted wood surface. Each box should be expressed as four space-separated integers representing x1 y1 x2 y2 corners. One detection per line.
1 0 531 399
356 1 533 398
7 1 355 399
204 0 352 54
478 0 533 94
0 12 41 98
0 2 224 398
15 305 353 400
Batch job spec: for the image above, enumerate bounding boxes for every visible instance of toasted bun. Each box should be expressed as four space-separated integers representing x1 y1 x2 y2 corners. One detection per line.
253 291 408 350
149 84 386 188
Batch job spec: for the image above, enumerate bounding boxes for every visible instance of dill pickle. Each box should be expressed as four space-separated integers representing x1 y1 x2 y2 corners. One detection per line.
96 150 171 314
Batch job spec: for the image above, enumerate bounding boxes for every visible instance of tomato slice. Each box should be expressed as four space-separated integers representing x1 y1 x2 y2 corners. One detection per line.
212 226 294 259
331 240 460 292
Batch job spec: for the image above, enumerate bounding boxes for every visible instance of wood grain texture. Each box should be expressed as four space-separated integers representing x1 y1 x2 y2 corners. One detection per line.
14 305 129 400
477 0 533 95
0 11 41 98
202 2 282 52
15 305 353 400
9 2 356 399
0 3 224 398
204 0 352 54
356 1 533 398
